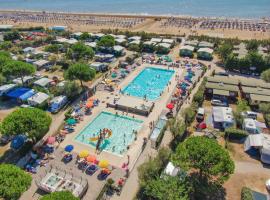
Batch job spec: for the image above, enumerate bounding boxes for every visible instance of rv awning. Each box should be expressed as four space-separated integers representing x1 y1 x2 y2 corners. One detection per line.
213 89 230 96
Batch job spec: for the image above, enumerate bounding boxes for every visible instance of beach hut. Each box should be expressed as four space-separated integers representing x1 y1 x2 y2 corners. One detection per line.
0 84 16 96
179 45 195 57
197 48 214 60
27 92 50 107
49 95 68 113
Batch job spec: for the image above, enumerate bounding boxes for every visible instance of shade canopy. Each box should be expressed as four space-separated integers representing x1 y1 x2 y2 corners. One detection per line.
86 155 96 163
66 118 76 125
99 159 109 168
47 136 55 144
64 145 74 152
79 150 89 158
166 103 174 110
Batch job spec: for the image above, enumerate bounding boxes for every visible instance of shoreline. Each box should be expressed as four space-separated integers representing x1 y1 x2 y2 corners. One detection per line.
0 9 269 21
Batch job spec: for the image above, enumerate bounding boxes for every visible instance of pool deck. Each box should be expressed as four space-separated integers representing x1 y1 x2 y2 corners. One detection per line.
60 64 182 169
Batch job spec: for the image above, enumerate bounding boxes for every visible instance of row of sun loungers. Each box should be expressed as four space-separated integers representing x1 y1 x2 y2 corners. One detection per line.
0 13 145 28
159 17 270 32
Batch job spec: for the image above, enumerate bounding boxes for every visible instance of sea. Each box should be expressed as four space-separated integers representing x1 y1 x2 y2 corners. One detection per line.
0 0 269 19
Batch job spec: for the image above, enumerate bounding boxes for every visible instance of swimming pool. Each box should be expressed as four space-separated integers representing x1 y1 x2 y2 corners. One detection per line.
122 67 174 100
75 112 143 155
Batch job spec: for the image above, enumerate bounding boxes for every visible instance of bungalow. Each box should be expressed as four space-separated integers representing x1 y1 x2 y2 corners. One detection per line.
128 36 141 42
115 38 127 45
198 41 214 49
27 92 50 107
240 79 270 90
0 84 16 96
91 33 105 40
179 45 194 57
249 94 270 106
207 76 239 86
115 35 126 39
34 77 52 88
156 43 171 54
12 76 34 85
150 38 162 43
71 32 83 39
55 37 69 44
162 38 174 46
212 106 234 129
33 59 52 70
129 40 141 45
90 62 108 72
184 40 198 47
23 47 35 54
85 42 97 49
142 41 156 53
65 38 78 45
94 53 115 63
241 86 270 99
197 48 214 60
205 82 239 98
49 95 68 113
113 45 125 56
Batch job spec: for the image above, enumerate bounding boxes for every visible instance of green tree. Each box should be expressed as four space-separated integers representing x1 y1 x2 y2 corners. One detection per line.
44 44 60 53
246 51 265 73
0 41 13 50
182 105 196 125
241 187 253 200
97 35 115 47
259 103 270 114
236 99 250 113
0 53 11 72
261 69 270 83
66 42 94 61
0 73 6 84
0 164 32 200
60 81 82 100
3 30 20 41
224 54 239 71
79 32 90 40
1 108 52 142
128 43 141 52
64 63 96 87
246 40 259 52
40 191 79 200
141 176 191 200
2 61 36 85
172 137 234 184
217 43 233 62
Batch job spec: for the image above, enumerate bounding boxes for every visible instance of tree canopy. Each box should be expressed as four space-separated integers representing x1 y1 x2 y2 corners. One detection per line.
79 32 90 40
172 137 234 184
246 40 259 52
66 42 94 61
2 60 36 84
44 44 61 53
217 43 233 62
3 30 20 41
97 35 115 47
64 63 96 86
141 176 191 200
0 164 32 200
1 108 52 142
261 69 270 83
40 191 79 200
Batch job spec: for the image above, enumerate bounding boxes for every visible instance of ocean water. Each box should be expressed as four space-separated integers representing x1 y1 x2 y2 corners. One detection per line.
0 0 269 18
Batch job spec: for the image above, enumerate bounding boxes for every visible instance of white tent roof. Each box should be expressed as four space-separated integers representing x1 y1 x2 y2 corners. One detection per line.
164 162 179 177
244 134 263 151
85 42 97 48
212 107 234 123
28 92 49 105
34 78 52 87
129 40 140 45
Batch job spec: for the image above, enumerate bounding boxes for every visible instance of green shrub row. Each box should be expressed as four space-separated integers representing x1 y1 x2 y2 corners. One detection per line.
241 187 253 200
225 128 248 140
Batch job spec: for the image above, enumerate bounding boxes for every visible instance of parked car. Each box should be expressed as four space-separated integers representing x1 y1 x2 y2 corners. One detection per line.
211 99 228 107
241 111 257 120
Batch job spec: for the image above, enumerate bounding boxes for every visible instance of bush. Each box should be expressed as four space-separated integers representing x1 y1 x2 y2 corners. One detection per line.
0 164 32 200
225 128 248 140
241 187 253 200
40 191 79 200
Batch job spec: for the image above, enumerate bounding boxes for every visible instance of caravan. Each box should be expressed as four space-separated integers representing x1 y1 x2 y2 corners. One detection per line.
49 95 68 113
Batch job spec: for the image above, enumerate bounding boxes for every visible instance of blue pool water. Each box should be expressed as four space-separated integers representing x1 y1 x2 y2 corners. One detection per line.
123 67 174 101
75 112 143 155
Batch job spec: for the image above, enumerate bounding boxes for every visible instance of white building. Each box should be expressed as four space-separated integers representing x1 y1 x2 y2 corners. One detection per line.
212 107 234 129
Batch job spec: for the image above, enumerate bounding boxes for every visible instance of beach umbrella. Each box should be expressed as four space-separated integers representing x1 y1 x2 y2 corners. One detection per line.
64 145 74 152
79 150 89 158
66 118 76 125
166 103 174 110
99 159 109 168
198 122 207 130
46 136 55 144
86 155 96 163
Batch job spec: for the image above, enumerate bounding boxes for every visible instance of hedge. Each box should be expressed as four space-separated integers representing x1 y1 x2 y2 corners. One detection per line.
241 187 253 200
225 128 248 140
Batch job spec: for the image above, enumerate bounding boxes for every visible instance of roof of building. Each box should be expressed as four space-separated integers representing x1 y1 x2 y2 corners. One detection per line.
213 89 230 96
6 87 32 99
162 39 174 44
28 92 50 105
250 94 270 102
150 38 162 43
242 86 270 96
0 84 16 92
12 76 34 84
207 76 239 85
85 42 97 48
198 48 214 54
143 41 156 46
157 43 171 49
50 95 67 104
129 40 140 45
113 45 125 52
33 59 50 67
115 38 127 43
212 106 234 123
206 82 239 92
180 45 195 51
128 36 141 41
240 78 270 89
198 41 214 48
34 78 52 87
184 40 198 46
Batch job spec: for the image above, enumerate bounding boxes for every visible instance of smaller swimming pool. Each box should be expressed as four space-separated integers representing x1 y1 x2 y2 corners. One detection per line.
122 67 174 100
75 112 143 155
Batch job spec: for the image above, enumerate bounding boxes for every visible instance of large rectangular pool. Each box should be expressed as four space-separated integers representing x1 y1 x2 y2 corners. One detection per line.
122 67 174 101
75 112 143 155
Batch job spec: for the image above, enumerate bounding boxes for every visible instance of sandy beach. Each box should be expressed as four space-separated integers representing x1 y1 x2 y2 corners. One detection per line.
0 10 269 40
